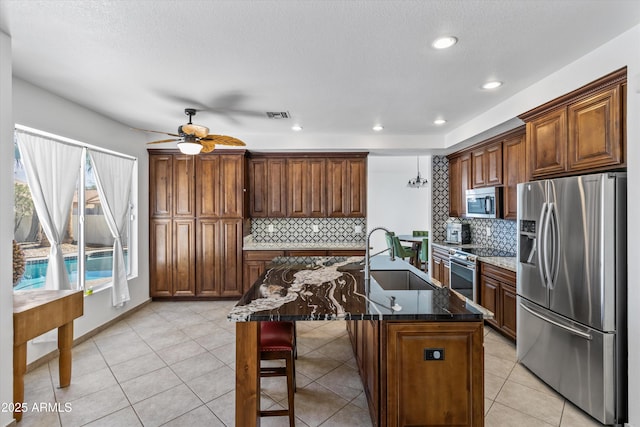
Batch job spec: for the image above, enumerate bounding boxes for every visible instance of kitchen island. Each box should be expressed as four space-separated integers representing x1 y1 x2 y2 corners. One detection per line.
229 255 487 427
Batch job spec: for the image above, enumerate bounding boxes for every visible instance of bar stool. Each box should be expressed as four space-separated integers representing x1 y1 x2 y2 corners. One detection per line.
260 321 296 426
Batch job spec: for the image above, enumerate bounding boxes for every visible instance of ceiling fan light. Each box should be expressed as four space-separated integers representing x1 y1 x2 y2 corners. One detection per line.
177 141 203 155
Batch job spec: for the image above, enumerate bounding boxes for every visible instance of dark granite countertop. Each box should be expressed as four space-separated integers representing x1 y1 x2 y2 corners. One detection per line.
228 255 487 322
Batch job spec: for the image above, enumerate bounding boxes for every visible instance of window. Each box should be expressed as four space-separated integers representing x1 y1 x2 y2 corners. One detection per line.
13 127 137 297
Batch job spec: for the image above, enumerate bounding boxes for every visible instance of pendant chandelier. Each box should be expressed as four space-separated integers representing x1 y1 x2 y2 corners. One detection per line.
407 156 428 188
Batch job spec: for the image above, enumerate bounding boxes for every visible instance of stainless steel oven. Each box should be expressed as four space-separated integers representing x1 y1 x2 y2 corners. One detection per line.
449 251 477 302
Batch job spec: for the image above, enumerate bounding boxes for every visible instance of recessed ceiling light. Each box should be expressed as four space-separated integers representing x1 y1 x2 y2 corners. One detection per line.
482 81 503 90
372 124 384 132
432 36 458 50
433 119 447 125
291 124 303 131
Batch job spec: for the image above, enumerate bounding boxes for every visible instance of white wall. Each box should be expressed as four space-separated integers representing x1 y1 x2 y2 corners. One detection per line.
367 155 432 252
1 30 15 427
12 78 150 363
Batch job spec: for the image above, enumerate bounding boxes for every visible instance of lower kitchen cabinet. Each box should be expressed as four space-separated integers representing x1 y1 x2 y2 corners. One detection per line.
431 246 450 287
348 320 484 427
480 262 517 340
242 250 285 292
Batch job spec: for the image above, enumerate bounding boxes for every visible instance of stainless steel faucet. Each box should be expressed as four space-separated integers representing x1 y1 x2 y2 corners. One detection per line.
364 226 395 293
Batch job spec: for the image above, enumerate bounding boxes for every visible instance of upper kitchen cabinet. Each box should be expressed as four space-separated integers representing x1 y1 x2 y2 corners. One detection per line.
150 154 173 217
327 157 367 217
471 141 502 188
248 157 287 217
197 153 245 218
287 158 326 217
520 67 626 180
502 128 527 220
447 152 470 217
248 153 368 218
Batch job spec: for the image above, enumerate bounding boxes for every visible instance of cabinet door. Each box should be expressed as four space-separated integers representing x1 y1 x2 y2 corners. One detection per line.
219 155 244 218
347 158 367 216
503 133 527 220
471 149 486 188
267 158 287 217
500 284 517 340
385 322 484 427
150 154 172 217
150 219 172 297
485 142 503 186
287 159 307 217
442 261 451 287
448 156 461 217
568 86 622 172
196 219 220 297
219 219 244 297
173 155 195 217
196 155 221 217
248 158 267 217
432 256 442 283
308 159 326 217
327 159 347 217
173 219 196 296
527 109 567 178
243 260 265 292
459 153 471 216
480 275 500 329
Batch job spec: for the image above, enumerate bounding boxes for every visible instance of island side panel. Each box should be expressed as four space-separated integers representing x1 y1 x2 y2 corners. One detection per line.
235 322 260 427
384 321 484 427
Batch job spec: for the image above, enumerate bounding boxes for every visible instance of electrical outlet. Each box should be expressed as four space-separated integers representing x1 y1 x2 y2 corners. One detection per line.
312 224 319 233
268 224 274 233
486 226 491 237
355 225 362 233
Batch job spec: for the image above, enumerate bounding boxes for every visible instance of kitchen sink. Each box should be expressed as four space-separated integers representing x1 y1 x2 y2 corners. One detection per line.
370 270 436 291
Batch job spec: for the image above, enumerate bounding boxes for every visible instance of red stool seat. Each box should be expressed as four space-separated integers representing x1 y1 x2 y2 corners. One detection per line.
259 321 296 426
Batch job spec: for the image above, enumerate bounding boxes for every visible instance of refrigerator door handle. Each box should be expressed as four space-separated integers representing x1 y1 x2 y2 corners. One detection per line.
538 202 550 287
519 303 593 340
548 202 560 289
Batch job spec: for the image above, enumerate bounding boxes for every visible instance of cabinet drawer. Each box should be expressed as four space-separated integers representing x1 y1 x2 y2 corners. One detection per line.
243 250 285 261
480 262 516 285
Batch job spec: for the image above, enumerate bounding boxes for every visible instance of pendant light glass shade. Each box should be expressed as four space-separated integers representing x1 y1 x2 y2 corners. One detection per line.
407 156 428 188
177 141 202 155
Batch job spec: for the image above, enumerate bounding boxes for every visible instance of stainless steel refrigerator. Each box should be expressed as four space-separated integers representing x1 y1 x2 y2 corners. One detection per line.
516 172 627 425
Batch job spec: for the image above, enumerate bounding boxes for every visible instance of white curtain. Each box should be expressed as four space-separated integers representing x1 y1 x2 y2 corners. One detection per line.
88 150 135 307
17 132 83 290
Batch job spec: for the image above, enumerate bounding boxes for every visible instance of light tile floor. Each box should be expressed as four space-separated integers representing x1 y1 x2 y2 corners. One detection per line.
20 301 606 427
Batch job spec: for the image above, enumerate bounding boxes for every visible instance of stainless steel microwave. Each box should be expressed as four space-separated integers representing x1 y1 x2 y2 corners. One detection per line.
465 187 502 218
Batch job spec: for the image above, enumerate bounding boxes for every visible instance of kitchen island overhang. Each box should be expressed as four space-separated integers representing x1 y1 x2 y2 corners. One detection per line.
230 255 488 427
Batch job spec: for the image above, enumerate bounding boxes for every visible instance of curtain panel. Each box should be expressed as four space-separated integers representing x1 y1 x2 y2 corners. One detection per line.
88 150 135 307
16 132 83 290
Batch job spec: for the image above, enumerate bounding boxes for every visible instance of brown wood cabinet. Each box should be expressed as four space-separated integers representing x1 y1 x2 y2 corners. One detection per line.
431 245 450 287
520 68 626 180
242 250 285 292
349 320 484 426
149 150 246 299
248 153 367 218
479 262 517 341
327 157 367 217
472 141 502 188
448 153 470 217
248 158 287 217
502 130 527 220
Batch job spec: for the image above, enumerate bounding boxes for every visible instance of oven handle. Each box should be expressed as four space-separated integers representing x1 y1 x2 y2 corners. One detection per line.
449 257 476 270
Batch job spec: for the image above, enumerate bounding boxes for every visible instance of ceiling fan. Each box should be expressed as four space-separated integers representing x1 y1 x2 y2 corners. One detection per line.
135 108 246 155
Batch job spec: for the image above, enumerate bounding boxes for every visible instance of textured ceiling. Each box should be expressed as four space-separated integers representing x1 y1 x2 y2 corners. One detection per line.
1 0 639 153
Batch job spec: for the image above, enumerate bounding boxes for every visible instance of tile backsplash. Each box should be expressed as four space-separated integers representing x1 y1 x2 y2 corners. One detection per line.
251 217 367 244
431 155 517 253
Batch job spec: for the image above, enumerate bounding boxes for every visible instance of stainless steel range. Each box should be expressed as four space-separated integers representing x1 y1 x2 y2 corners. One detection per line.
449 247 515 302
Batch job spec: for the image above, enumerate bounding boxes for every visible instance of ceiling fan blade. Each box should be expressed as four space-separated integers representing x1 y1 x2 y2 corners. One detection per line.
132 127 180 137
201 135 246 146
200 140 216 153
146 138 181 144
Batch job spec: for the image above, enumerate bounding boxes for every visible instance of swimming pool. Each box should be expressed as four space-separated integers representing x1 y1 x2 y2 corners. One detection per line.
14 251 128 290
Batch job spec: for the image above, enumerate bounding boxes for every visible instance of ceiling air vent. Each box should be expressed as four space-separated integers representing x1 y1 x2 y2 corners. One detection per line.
266 111 290 119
